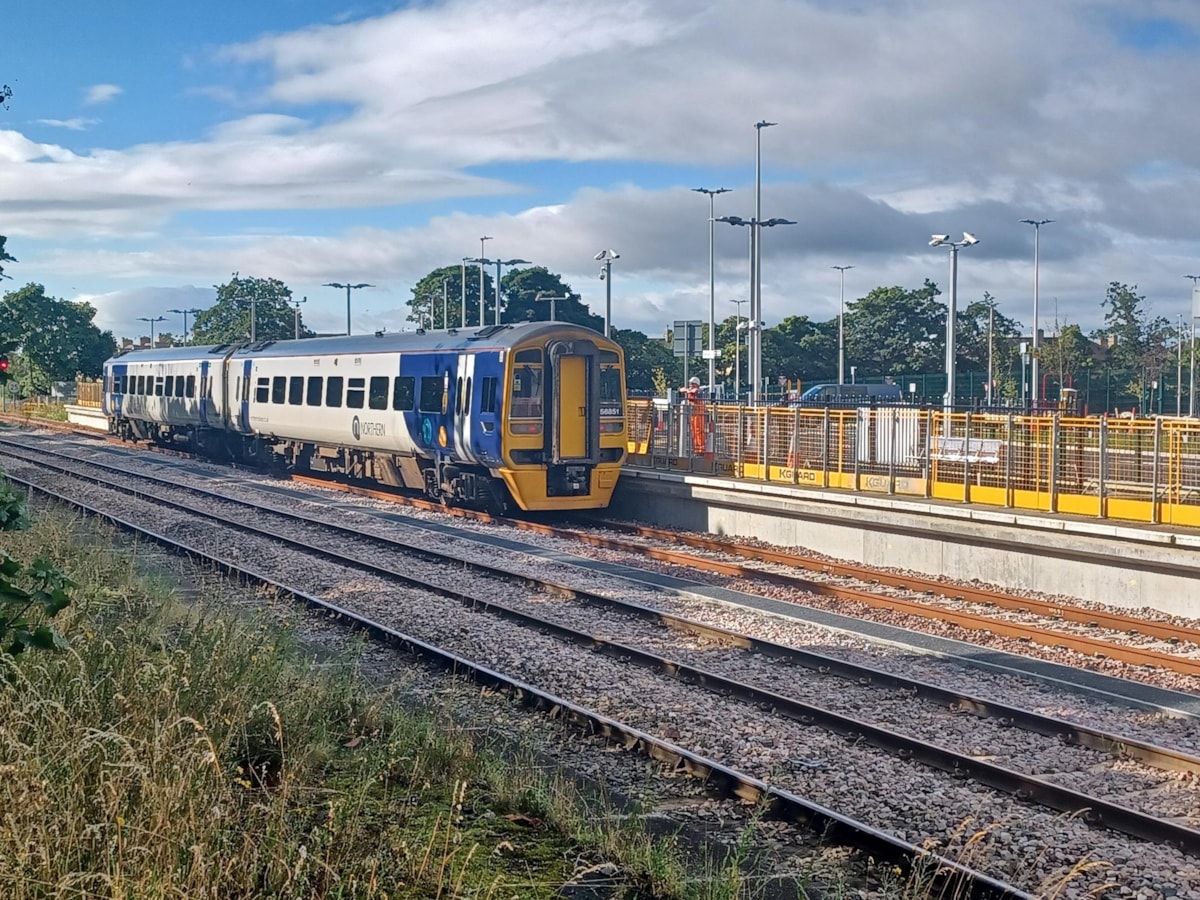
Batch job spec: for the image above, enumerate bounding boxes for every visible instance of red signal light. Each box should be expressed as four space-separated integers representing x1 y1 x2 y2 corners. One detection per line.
0 357 9 372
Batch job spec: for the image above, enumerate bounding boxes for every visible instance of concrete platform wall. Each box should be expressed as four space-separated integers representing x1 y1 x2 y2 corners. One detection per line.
613 469 1200 617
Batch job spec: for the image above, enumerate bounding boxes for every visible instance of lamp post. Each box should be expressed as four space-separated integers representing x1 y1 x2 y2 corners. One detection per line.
929 232 980 430
474 258 529 325
477 237 493 326
730 298 747 403
1187 275 1200 417
1020 218 1053 409
440 278 450 329
535 291 569 322
693 186 731 391
290 296 306 340
460 258 472 327
832 265 854 386
595 249 619 337
323 282 373 336
167 307 201 345
716 215 795 403
137 315 167 347
753 120 776 404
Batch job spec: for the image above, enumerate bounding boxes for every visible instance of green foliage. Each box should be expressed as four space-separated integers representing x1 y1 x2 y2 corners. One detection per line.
0 477 73 663
191 273 303 344
844 280 946 376
502 266 603 330
612 327 676 394
409 264 487 329
0 234 15 281
0 283 116 382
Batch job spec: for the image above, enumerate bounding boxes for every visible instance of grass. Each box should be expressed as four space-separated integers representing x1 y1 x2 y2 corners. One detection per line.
0 505 743 899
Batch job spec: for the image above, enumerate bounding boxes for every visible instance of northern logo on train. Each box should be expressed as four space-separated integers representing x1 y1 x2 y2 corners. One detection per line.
351 416 361 441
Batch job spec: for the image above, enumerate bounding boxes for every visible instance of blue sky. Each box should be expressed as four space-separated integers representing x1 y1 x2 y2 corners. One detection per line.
5 0 1200 344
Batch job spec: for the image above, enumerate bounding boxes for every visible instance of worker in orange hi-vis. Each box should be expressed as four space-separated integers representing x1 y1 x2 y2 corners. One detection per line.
682 376 707 455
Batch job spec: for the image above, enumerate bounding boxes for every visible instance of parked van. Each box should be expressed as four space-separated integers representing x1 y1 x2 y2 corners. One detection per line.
795 383 904 405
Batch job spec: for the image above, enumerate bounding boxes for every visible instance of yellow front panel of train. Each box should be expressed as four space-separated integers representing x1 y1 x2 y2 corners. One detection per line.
557 354 588 459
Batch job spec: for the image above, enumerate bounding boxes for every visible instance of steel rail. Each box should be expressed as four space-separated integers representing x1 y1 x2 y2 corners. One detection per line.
8 437 1200 775
3 470 1030 900
5 447 1200 855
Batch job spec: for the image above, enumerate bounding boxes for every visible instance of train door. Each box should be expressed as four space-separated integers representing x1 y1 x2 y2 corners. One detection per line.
199 361 210 427
452 352 477 464
548 340 600 464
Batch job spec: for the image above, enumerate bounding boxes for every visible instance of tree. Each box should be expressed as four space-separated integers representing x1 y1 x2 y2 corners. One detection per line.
611 327 675 395
409 265 488 330
501 267 603 330
0 284 115 385
843 281 946 376
0 236 15 282
764 315 836 386
191 274 302 344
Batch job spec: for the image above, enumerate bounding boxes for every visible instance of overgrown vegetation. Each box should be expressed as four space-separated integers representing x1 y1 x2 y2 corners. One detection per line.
0 499 758 899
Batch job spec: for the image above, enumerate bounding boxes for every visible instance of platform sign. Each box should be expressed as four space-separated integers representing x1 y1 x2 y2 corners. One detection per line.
1193 285 1200 320
672 320 704 358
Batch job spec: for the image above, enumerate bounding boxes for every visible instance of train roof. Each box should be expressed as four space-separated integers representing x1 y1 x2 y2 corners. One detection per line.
105 321 617 367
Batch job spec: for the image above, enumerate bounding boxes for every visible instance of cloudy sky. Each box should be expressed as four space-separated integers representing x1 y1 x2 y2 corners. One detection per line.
4 0 1200 343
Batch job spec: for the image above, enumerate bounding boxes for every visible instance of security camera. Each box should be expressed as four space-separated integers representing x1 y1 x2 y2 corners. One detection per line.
609 250 620 259
599 270 606 280
929 234 949 246
594 251 606 260
962 232 979 245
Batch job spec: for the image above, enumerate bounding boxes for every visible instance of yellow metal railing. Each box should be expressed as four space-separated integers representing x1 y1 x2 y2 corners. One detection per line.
76 381 103 408
626 399 1200 528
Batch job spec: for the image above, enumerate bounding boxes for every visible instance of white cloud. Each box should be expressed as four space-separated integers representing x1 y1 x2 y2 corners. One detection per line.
36 117 100 131
83 84 122 106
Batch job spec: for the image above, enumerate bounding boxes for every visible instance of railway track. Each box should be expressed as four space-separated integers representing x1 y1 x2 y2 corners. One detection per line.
2 433 1200 894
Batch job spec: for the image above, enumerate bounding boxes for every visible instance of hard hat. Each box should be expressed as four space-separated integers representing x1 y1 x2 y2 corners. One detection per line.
689 376 700 386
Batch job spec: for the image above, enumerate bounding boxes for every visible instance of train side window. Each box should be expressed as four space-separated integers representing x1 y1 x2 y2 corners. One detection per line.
271 376 286 404
326 376 343 407
288 376 304 405
368 376 388 410
186 375 196 398
418 376 441 412
392 376 414 411
306 376 323 406
113 375 123 394
135 375 143 394
155 376 165 397
480 377 498 413
600 367 624 416
455 376 463 416
165 375 175 397
464 377 472 415
256 378 270 403
346 377 366 409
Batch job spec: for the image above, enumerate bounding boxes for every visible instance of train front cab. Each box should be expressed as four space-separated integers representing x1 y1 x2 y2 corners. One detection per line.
499 333 625 511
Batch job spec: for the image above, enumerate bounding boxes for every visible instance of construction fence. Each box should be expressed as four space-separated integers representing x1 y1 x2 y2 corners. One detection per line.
625 399 1200 529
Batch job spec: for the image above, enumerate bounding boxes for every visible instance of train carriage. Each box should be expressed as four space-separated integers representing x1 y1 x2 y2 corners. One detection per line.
102 321 626 512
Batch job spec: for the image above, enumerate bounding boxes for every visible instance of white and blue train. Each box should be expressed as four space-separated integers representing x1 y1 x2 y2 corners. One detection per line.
101 322 627 511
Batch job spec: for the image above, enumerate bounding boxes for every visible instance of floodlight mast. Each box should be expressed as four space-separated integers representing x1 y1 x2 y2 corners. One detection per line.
1020 218 1053 409
929 233 980 433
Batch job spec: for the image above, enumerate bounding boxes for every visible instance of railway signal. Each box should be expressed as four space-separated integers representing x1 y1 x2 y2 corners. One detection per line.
0 356 9 382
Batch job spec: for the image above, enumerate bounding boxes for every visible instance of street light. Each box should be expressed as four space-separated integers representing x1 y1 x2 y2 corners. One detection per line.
832 265 854 386
137 315 167 347
167 307 201 345
1187 275 1200 417
290 296 306 340
474 258 530 325
730 298 747 403
535 290 569 322
595 249 619 337
440 278 450 329
753 120 776 404
477 237 493 326
693 186 731 391
716 215 795 403
1020 218 1054 408
323 282 373 336
929 232 980 429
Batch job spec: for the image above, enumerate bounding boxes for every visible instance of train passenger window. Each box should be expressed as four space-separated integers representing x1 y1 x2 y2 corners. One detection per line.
326 376 343 407
600 367 624 417
165 376 175 397
368 376 388 410
306 376 323 406
271 376 286 404
113 375 123 394
136 375 145 395
288 376 304 405
464 377 471 415
392 376 414 411
155 376 164 397
186 375 196 398
418 377 442 413
346 377 365 409
510 366 543 418
256 378 269 403
455 377 463 416
480 377 498 413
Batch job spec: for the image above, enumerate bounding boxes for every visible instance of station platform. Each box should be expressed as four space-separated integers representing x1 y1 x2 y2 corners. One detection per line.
612 464 1200 617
